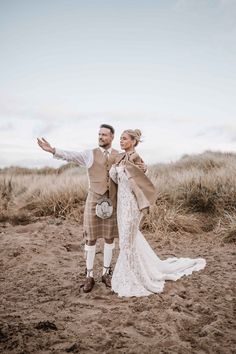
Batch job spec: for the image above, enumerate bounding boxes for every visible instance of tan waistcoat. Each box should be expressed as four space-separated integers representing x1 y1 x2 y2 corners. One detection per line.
88 148 119 201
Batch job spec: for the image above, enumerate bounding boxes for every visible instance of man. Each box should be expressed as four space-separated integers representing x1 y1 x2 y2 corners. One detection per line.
37 124 119 293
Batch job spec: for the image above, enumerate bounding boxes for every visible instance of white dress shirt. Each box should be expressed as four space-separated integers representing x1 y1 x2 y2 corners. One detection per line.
53 147 113 169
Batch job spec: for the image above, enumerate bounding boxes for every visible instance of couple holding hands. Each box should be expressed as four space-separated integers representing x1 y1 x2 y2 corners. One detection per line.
37 124 205 297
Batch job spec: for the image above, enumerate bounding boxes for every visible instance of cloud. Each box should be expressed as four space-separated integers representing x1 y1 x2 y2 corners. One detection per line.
174 0 236 10
195 124 236 142
218 0 236 7
0 92 167 124
0 93 28 119
33 122 59 137
0 96 76 122
1 117 236 167
0 122 14 131
0 94 235 167
173 0 205 11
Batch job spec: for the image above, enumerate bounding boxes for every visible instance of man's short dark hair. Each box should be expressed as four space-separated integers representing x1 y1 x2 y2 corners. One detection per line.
100 124 115 135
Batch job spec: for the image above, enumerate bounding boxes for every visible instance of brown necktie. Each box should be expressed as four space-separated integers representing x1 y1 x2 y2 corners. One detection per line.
104 150 109 160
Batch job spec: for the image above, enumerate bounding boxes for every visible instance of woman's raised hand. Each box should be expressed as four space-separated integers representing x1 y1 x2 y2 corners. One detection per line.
37 137 55 154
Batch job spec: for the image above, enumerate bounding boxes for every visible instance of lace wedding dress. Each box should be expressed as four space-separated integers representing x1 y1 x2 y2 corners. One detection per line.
110 165 206 297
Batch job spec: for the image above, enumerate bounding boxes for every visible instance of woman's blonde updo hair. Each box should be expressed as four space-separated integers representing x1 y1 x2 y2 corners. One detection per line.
123 129 142 147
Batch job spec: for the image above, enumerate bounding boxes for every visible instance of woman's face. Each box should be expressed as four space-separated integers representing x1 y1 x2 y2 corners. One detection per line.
120 133 135 151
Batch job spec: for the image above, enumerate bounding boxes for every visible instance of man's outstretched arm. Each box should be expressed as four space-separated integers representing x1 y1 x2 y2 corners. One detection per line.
37 137 92 167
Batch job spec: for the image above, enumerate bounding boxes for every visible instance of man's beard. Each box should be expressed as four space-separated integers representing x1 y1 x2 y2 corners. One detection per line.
99 141 110 148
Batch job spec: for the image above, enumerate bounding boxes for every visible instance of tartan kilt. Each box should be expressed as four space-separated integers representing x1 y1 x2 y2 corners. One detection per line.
83 191 118 241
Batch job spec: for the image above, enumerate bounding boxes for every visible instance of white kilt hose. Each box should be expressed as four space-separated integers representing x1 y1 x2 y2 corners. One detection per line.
83 191 118 241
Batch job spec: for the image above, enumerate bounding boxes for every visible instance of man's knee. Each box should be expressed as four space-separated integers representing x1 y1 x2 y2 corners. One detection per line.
105 238 114 244
86 240 97 246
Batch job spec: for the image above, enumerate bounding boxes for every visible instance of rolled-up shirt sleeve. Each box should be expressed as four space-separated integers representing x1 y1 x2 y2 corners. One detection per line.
53 148 93 168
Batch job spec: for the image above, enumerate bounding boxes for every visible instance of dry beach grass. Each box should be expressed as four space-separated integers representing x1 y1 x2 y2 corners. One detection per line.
0 151 235 353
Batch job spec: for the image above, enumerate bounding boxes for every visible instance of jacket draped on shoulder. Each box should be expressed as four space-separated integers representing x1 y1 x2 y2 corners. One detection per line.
115 152 157 212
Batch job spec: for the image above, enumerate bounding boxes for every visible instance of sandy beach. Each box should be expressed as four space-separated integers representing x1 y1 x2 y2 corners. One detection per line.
0 217 235 354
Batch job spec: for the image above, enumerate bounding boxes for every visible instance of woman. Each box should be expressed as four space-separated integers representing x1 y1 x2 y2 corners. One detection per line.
110 129 206 297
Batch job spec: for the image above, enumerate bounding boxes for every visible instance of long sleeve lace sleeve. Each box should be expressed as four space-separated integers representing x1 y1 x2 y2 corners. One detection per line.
109 165 118 184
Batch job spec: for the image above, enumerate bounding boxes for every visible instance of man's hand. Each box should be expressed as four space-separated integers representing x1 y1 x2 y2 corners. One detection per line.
37 137 55 154
136 162 147 173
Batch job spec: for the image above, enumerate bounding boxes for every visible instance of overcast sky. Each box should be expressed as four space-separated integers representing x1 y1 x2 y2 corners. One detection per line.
0 0 236 167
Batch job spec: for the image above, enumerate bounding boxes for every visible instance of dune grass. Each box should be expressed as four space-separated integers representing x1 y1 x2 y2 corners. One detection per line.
1 151 236 242
0 169 88 224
